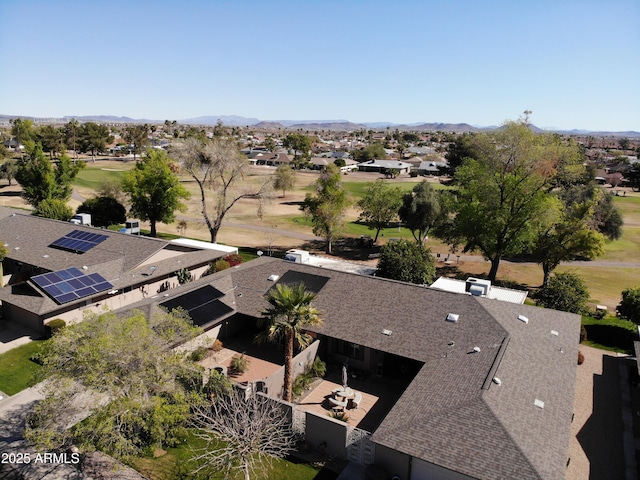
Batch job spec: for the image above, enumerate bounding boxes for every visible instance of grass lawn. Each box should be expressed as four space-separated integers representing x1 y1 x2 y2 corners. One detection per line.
581 315 637 354
0 340 45 395
130 432 321 480
72 162 134 191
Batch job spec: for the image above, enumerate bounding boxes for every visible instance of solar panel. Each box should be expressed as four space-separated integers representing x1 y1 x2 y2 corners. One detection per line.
271 270 330 294
48 230 108 254
32 267 113 305
160 285 224 312
160 285 231 327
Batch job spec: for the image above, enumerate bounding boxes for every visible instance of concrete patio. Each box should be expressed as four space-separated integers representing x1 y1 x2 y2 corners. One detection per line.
296 371 411 432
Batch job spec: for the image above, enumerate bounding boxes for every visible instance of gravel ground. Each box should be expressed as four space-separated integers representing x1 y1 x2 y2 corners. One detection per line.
566 345 626 480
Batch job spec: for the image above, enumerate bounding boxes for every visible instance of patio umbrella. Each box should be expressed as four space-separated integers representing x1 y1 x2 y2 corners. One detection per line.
342 364 348 389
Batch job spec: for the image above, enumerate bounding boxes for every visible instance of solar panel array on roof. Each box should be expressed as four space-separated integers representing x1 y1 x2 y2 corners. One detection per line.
161 285 224 312
49 230 108 253
32 267 113 304
160 285 232 328
271 270 330 294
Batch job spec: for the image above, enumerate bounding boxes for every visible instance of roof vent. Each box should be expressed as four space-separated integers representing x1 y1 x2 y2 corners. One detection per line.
551 330 559 336
446 313 459 323
472 346 481 353
492 377 502 385
381 329 392 336
518 314 529 324
268 274 279 282
534 399 545 409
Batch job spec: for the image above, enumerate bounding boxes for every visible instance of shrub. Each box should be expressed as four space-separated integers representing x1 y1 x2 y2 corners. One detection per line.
190 346 208 362
209 339 223 352
309 357 326 378
578 351 585 365
211 259 231 274
224 254 243 267
328 410 349 422
617 287 640 324
176 268 193 285
46 319 66 334
534 272 590 314
229 353 249 376
580 325 587 343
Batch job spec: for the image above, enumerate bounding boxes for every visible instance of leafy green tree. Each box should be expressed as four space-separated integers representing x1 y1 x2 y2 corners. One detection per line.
263 135 276 152
444 133 482 175
399 180 445 244
532 196 605 286
352 143 387 162
357 179 403 243
617 287 640 324
300 164 349 253
10 118 35 145
283 133 311 167
256 283 322 402
24 308 214 458
191 389 296 480
15 145 84 206
63 119 80 157
35 125 65 159
0 240 8 287
376 239 436 285
32 198 73 221
561 185 623 240
173 137 272 243
124 124 150 161
78 122 113 161
627 163 640 192
122 149 191 237
76 196 126 227
333 158 347 168
534 272 590 314
439 121 569 282
273 164 296 198
0 158 18 185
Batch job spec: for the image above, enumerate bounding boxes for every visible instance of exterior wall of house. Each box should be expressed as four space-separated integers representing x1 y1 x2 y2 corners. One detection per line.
264 340 320 399
374 444 410 480
305 411 349 459
2 304 42 333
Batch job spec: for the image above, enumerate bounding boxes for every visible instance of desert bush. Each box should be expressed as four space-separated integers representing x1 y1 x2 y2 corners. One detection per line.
578 351 585 365
309 357 326 378
209 339 223 352
229 353 249 375
328 410 349 422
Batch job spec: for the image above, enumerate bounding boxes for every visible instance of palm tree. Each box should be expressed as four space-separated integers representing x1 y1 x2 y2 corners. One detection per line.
256 283 322 402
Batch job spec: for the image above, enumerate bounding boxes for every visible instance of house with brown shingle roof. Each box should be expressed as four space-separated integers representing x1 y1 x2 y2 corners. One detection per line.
0 211 228 333
112 256 580 480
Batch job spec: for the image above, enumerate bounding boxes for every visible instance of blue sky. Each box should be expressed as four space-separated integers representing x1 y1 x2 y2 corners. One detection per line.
1 0 638 131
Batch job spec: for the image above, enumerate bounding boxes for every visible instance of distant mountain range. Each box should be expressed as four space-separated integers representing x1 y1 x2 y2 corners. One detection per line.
1 114 638 137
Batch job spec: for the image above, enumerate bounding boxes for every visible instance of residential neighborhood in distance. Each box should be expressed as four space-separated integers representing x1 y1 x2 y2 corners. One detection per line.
1 115 638 480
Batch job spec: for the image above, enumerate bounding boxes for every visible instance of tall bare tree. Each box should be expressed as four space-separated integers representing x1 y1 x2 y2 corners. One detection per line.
174 138 272 243
190 389 296 480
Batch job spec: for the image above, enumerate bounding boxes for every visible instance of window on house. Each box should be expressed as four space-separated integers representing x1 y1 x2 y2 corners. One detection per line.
337 340 364 361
